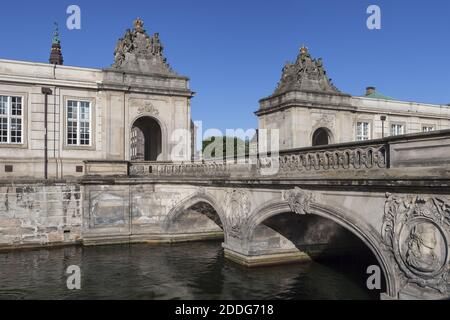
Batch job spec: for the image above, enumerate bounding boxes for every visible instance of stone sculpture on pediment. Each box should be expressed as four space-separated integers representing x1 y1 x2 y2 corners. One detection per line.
111 18 176 75
274 46 341 95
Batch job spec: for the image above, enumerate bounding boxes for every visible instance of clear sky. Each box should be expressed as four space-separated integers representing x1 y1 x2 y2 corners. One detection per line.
1 0 449 133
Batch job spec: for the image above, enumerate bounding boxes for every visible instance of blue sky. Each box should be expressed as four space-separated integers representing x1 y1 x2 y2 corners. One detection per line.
1 0 450 132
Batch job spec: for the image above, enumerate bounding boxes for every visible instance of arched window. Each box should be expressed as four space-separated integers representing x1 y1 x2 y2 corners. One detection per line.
312 128 331 146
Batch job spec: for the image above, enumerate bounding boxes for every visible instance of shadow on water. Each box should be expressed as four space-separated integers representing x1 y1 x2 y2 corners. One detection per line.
0 241 380 300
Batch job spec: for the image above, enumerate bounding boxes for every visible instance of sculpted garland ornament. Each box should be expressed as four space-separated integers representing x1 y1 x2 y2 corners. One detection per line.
382 193 450 295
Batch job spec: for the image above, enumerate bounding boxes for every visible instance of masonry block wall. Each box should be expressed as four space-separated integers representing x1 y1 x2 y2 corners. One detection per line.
0 184 82 248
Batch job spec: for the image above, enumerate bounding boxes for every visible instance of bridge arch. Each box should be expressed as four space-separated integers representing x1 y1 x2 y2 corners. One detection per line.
245 199 397 298
164 192 228 242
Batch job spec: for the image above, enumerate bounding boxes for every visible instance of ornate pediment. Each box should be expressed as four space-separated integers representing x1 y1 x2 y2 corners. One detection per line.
112 18 177 76
274 46 341 95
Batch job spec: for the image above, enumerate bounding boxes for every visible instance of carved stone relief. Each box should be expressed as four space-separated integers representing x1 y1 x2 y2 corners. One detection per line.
112 18 176 75
137 102 160 116
382 193 450 296
225 189 251 239
283 187 314 215
274 46 341 95
315 114 336 130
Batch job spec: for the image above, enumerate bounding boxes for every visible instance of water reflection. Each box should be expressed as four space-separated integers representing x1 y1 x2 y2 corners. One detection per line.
0 242 379 300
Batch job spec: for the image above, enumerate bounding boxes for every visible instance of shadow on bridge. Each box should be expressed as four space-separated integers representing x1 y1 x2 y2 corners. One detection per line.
164 195 225 242
164 193 387 299
249 212 386 298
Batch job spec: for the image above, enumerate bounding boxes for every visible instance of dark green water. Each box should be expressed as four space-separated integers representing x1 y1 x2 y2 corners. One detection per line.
0 242 380 300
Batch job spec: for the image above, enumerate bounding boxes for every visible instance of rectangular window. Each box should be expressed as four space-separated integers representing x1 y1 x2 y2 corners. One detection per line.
0 95 23 144
391 124 405 136
422 126 434 132
66 100 91 146
356 122 370 141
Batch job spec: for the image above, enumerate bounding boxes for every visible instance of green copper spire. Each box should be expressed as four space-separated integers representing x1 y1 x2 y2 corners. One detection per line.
49 22 64 65
52 22 60 45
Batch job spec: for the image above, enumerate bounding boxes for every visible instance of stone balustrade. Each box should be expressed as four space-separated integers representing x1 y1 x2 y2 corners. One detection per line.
129 161 232 177
277 144 387 172
127 143 387 178
81 130 450 180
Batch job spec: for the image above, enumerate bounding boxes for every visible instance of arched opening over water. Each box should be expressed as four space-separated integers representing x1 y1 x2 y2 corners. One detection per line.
248 209 387 299
312 127 332 146
131 116 162 161
166 197 225 241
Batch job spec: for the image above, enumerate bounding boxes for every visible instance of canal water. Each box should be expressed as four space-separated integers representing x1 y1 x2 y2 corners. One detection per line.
0 241 380 300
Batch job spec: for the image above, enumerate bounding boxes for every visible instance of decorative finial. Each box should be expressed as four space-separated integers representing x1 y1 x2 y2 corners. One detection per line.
134 18 144 32
52 22 60 45
300 45 308 55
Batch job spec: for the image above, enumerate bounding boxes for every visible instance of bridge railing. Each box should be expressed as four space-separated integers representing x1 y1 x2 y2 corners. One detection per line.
84 130 450 179
129 161 232 177
127 142 388 178
273 143 387 173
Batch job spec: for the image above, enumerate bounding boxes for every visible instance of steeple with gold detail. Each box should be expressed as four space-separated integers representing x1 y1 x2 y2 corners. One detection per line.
274 45 340 95
49 23 64 65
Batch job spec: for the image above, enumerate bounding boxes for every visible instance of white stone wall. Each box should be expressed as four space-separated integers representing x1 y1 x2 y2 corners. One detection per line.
0 59 193 179
258 94 450 150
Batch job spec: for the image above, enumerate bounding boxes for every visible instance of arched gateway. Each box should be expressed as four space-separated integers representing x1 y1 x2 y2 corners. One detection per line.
131 116 162 161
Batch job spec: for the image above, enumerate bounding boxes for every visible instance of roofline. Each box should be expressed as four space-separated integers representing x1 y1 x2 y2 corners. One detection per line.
0 58 102 73
354 95 449 108
259 89 351 104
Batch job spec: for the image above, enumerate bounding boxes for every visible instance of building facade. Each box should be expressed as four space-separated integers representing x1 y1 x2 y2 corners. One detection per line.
256 47 450 150
0 19 194 179
1 22 450 180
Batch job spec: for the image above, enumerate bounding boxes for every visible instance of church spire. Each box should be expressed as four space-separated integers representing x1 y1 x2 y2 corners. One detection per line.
49 22 64 65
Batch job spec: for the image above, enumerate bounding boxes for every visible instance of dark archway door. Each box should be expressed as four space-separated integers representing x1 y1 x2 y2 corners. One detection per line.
312 128 330 146
131 116 162 161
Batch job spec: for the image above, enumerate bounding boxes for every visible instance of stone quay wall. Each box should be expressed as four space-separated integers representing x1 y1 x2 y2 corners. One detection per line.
0 181 223 250
0 183 82 250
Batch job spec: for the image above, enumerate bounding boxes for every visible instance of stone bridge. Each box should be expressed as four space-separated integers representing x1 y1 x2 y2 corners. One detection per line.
80 130 450 300
1 130 450 300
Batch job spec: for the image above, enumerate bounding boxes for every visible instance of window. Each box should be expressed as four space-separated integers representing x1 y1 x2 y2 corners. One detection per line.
391 124 405 136
356 122 370 141
67 100 91 146
422 126 434 132
131 127 137 159
0 95 23 144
